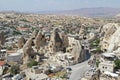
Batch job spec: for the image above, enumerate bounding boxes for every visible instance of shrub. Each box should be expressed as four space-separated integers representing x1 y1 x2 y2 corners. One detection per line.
13 31 22 35
96 60 100 67
27 60 38 68
10 65 20 75
7 46 12 50
114 59 120 69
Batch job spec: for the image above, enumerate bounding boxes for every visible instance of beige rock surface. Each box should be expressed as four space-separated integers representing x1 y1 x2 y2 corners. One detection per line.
100 23 120 52
67 37 86 63
23 38 34 63
0 31 5 45
17 36 26 49
48 28 69 53
34 31 46 52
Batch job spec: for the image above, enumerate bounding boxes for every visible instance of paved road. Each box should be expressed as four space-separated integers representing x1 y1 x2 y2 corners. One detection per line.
67 39 92 80
68 56 93 80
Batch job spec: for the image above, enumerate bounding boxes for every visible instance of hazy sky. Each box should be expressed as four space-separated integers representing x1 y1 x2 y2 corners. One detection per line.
0 0 120 12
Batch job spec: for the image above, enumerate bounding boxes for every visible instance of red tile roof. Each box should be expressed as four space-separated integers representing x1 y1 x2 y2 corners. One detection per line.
6 50 16 54
17 27 28 31
0 61 5 66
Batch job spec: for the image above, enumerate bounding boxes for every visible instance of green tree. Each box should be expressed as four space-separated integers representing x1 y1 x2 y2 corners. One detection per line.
13 31 22 35
114 59 120 69
3 67 9 75
7 46 12 50
96 60 100 67
27 60 38 68
10 65 20 75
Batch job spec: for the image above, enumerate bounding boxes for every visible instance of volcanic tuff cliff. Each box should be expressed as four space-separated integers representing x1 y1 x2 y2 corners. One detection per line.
100 23 120 53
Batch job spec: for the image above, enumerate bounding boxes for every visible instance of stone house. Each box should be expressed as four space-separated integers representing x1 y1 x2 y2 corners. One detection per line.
25 66 49 80
0 61 5 75
99 61 114 73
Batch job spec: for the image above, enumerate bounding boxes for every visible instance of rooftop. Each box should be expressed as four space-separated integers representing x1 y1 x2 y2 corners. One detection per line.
8 52 21 56
0 61 5 66
100 61 114 66
102 53 115 58
104 71 118 78
26 69 48 80
17 27 28 31
6 50 16 54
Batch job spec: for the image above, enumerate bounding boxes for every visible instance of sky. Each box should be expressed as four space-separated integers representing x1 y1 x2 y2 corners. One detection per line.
0 0 120 12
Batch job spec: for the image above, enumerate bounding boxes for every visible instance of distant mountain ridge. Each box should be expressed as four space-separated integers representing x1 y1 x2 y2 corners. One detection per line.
1 7 120 17
38 7 120 17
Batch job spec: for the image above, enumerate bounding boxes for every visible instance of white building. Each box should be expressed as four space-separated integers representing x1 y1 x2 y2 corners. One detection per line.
6 52 22 63
99 61 114 73
0 49 6 59
25 67 49 80
0 61 5 76
12 74 23 80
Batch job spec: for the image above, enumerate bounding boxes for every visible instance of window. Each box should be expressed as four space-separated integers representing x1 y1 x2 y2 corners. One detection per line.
105 67 107 69
103 66 104 69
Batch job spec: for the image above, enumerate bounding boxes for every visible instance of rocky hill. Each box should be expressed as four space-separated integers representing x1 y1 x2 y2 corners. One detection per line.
100 23 120 53
38 7 120 17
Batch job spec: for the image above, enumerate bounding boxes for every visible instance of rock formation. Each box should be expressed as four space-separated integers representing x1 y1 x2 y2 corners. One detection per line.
61 32 69 52
79 27 85 39
23 38 34 64
87 32 97 42
67 37 86 63
34 31 46 52
23 38 32 50
0 31 5 45
0 43 1 51
31 30 38 38
48 28 86 63
48 28 69 53
17 36 26 49
21 27 88 64
79 26 85 35
100 23 120 52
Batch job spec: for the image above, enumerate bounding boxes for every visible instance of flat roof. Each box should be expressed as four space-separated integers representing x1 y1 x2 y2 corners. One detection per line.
36 73 48 80
28 73 48 79
8 52 21 56
1 49 6 52
26 69 48 80
100 61 114 66
104 71 118 77
0 61 5 66
102 53 115 58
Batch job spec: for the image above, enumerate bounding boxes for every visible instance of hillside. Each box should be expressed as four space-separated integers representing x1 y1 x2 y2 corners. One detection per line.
38 7 120 17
